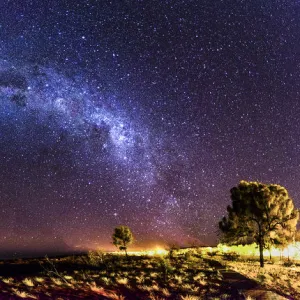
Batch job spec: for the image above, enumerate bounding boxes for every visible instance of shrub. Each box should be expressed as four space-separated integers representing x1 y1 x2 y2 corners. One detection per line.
283 260 294 267
159 257 174 282
194 248 203 258
168 246 179 259
207 250 218 257
256 273 266 284
184 250 194 261
87 250 106 266
223 252 240 261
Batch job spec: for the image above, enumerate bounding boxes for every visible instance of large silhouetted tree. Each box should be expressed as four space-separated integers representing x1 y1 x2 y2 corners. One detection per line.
219 181 299 267
112 225 134 257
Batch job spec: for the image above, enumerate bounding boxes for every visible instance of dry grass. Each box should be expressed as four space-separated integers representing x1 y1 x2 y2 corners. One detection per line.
219 258 300 298
116 277 128 285
34 277 45 283
22 277 35 287
0 248 296 299
2 277 14 284
11 288 37 299
180 296 202 300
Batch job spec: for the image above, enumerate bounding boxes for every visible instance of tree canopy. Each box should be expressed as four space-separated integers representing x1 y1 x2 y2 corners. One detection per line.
112 225 134 257
219 180 299 267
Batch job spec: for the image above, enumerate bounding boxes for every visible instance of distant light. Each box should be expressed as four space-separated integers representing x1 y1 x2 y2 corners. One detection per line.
121 248 168 257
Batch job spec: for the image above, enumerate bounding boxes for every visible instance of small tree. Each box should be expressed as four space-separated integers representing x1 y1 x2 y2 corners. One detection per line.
219 181 299 267
112 225 134 257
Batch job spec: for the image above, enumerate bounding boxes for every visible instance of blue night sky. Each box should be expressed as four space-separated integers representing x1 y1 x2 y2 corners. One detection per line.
0 0 299 255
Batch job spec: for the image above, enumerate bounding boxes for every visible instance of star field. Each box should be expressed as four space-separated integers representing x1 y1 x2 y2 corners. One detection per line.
0 0 299 255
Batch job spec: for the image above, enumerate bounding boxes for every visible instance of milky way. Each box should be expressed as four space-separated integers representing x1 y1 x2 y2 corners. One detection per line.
0 0 300 255
0 57 191 253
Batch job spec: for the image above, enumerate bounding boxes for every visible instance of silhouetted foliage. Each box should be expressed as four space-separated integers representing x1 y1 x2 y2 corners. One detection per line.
112 225 133 257
219 181 299 267
223 252 240 261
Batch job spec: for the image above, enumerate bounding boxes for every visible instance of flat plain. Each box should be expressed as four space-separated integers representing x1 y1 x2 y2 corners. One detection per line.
0 247 298 299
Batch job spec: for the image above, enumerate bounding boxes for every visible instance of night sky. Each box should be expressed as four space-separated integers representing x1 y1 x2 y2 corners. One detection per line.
0 0 299 255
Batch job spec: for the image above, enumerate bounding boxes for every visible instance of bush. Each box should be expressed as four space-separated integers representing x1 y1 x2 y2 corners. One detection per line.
194 248 203 258
184 250 194 261
223 252 240 261
207 251 218 257
168 246 179 259
256 273 266 284
159 257 174 282
283 260 295 267
87 250 106 266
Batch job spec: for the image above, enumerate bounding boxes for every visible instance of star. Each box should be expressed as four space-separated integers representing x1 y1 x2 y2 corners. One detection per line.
0 0 298 256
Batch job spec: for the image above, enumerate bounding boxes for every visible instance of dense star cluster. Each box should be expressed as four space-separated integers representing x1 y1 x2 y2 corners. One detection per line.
0 0 299 255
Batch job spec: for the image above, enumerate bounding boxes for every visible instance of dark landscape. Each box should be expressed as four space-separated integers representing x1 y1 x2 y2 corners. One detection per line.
0 246 298 299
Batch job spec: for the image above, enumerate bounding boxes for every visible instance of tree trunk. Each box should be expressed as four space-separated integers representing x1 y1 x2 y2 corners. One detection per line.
259 241 264 267
125 248 128 259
